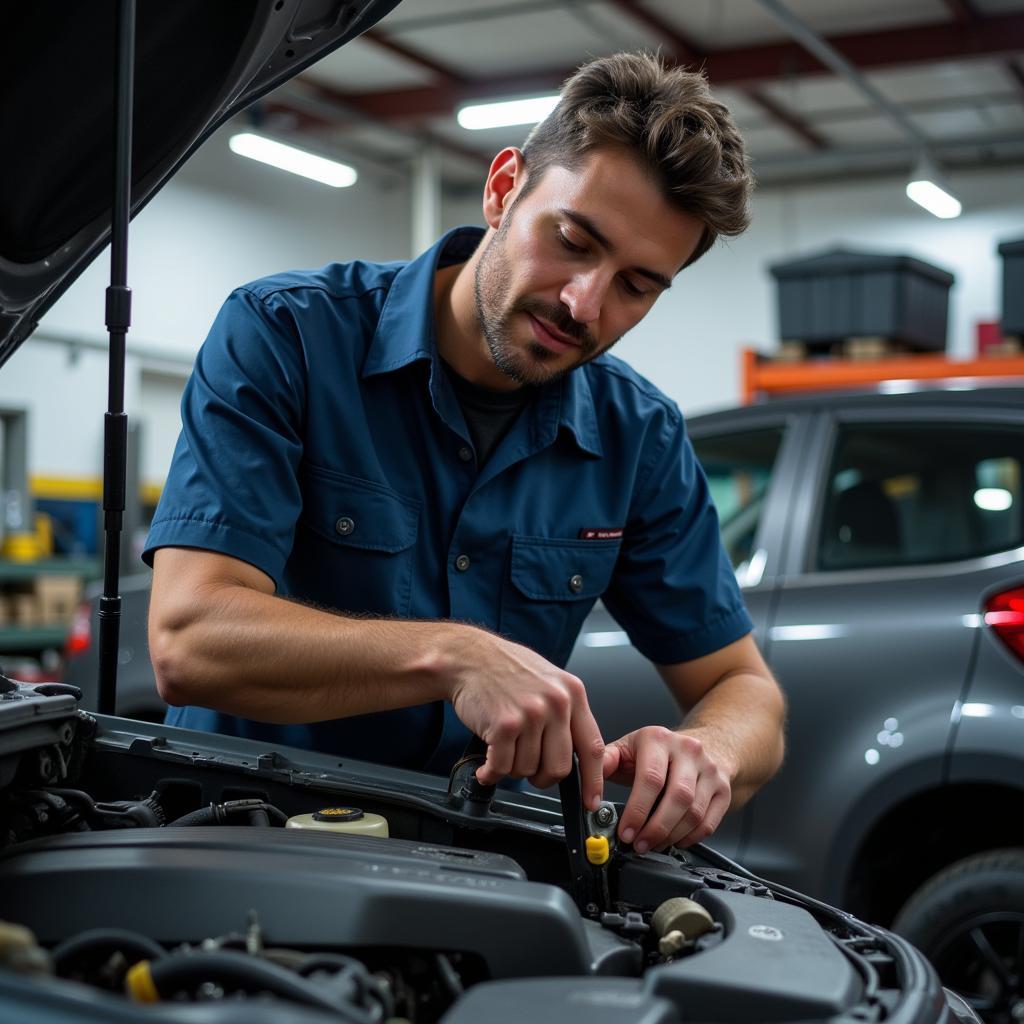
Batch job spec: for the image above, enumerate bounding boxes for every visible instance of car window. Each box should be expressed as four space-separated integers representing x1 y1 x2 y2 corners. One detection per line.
692 428 784 572
818 422 1024 571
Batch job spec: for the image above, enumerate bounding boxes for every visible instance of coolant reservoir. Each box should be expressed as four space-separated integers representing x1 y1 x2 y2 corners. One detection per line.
286 806 389 837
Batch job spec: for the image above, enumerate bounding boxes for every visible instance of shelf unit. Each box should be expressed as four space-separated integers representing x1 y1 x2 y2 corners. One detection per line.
0 557 100 657
0 558 100 583
0 626 71 652
742 348 1024 404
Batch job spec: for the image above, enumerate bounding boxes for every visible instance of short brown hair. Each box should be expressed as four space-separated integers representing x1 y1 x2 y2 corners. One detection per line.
521 52 753 267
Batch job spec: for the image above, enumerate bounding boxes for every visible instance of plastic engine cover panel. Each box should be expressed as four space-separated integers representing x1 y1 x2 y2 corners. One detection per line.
0 826 592 979
646 888 862 1021
439 978 681 1024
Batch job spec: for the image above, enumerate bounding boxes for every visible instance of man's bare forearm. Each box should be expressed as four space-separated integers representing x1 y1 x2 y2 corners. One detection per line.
677 670 786 807
150 580 475 723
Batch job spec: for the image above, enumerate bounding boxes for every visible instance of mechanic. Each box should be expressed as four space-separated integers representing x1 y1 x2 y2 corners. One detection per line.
144 52 786 855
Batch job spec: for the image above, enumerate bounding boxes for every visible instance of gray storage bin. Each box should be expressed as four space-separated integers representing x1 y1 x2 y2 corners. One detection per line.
997 237 1024 337
769 248 954 353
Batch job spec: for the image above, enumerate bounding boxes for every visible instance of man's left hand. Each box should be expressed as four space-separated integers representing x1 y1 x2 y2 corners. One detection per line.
603 727 733 853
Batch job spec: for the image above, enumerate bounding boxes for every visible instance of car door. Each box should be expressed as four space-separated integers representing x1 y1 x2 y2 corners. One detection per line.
569 407 810 858
747 402 1022 905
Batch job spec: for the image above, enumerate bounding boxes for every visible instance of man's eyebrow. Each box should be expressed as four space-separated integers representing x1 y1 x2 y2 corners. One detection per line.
562 209 673 291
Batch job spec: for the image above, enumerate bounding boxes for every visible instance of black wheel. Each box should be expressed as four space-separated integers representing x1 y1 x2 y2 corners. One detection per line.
892 849 1024 1024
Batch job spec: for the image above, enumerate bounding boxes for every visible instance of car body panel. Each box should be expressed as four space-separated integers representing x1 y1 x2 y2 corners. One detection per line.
949 607 1024 785
758 568 984 899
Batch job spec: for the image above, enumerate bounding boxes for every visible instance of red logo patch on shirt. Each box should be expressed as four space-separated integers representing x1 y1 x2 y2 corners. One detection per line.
578 527 624 540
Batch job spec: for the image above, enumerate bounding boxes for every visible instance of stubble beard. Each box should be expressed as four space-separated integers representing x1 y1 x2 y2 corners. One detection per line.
473 219 601 388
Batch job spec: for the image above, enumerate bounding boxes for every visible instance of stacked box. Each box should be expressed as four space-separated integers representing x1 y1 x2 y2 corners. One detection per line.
769 248 955 354
34 576 82 626
11 593 39 626
998 238 1024 338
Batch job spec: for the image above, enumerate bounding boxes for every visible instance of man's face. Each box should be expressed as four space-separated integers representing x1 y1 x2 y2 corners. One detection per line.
474 147 706 388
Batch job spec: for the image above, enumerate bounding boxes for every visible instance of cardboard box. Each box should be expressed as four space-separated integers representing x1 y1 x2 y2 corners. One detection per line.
11 593 40 627
33 576 82 626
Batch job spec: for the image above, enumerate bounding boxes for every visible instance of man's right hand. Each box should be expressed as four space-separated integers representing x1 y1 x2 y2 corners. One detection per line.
150 548 604 806
446 630 605 810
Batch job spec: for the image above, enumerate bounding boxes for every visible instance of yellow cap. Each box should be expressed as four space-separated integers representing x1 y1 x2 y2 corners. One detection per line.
125 960 159 1003
585 835 610 865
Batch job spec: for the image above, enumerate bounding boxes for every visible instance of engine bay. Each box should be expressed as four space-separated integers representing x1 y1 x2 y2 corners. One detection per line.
0 678 956 1023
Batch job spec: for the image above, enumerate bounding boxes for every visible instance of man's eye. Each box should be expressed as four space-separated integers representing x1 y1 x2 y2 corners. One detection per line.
558 229 587 254
621 277 648 298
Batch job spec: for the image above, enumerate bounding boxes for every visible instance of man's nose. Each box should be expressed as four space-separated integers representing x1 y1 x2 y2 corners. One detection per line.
560 269 609 326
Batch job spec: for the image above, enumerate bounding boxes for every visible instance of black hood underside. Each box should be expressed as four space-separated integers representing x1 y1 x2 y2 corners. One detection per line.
0 0 402 365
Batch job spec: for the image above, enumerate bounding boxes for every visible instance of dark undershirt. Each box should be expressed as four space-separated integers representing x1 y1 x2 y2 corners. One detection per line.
442 359 535 465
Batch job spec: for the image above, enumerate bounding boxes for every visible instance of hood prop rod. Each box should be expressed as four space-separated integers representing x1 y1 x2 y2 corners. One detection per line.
98 0 137 716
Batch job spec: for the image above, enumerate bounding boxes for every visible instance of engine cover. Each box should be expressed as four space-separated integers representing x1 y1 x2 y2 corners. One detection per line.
0 826 594 979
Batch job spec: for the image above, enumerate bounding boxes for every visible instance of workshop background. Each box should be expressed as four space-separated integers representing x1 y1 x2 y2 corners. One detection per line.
0 0 1022 667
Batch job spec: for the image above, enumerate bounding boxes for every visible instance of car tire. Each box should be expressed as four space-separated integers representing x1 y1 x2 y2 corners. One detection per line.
892 849 1024 1024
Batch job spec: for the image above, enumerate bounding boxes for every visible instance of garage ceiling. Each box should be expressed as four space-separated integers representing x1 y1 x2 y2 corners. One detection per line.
250 0 1024 189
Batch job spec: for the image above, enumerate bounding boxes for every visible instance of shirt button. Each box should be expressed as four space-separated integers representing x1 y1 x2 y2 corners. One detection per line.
458 446 473 462
455 554 471 572
335 516 355 537
568 574 584 594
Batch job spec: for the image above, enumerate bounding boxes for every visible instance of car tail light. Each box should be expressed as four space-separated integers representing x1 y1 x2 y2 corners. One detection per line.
984 587 1024 662
64 601 93 658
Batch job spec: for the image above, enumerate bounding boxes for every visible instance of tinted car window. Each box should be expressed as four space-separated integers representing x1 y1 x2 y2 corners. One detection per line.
818 423 1024 570
692 428 784 571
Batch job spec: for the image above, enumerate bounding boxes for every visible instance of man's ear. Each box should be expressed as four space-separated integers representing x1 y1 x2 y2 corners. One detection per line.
482 148 527 229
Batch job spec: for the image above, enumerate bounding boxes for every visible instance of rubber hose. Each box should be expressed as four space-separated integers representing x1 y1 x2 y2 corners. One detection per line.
296 952 393 1016
53 928 165 976
147 949 374 1019
166 805 220 827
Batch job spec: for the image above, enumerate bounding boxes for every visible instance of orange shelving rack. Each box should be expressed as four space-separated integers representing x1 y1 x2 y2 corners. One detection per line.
741 347 1024 404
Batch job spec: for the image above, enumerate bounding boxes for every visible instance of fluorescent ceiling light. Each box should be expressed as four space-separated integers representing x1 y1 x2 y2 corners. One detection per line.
457 94 559 130
905 153 961 219
228 133 357 188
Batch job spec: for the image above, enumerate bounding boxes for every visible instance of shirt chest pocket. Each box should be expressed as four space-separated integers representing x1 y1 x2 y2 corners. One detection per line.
499 535 621 667
294 467 420 617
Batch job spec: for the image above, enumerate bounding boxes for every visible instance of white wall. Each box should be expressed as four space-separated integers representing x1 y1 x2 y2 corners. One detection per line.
2 129 1022 487
0 125 413 484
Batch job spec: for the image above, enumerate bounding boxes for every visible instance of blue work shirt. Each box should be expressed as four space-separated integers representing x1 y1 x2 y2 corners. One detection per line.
143 227 752 774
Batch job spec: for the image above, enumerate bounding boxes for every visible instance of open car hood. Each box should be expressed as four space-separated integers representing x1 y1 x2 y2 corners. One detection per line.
0 0 402 367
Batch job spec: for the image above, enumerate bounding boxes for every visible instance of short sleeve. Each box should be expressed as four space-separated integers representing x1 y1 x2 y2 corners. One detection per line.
602 407 753 664
142 286 308 586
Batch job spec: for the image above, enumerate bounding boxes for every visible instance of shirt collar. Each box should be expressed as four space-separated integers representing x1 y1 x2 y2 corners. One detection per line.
362 226 483 379
557 365 603 458
363 225 603 460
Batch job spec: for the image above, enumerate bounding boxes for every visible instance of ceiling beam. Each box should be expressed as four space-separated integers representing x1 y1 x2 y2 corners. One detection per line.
609 0 703 62
607 0 827 150
742 88 829 150
938 0 1024 112
265 87 491 171
1006 59 1024 102
940 0 980 25
322 13 1024 123
361 28 468 85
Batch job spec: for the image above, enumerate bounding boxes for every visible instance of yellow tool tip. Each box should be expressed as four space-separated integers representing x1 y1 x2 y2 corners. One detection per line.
125 960 159 1003
585 835 610 865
